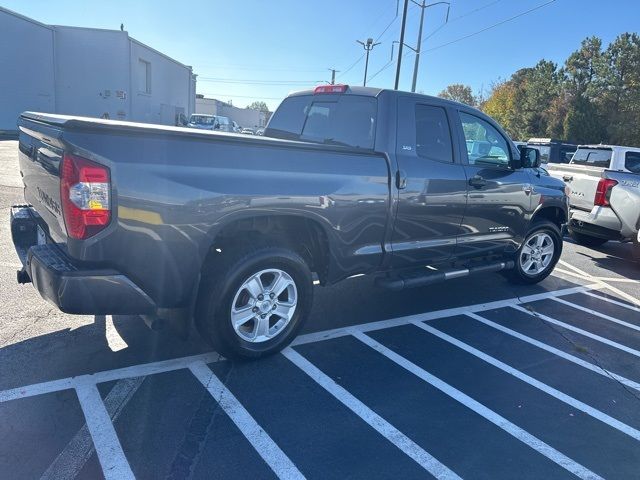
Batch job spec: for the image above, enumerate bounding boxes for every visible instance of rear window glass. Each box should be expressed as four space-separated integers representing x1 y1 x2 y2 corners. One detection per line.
571 148 612 168
266 95 377 149
625 152 640 174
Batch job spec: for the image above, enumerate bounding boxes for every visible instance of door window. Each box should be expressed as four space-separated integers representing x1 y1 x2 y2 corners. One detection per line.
415 105 453 163
459 112 510 168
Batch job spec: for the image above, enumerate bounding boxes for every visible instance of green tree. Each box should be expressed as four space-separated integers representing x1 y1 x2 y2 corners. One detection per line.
563 97 607 144
437 84 476 106
482 80 521 138
599 33 640 145
247 101 270 113
564 36 604 98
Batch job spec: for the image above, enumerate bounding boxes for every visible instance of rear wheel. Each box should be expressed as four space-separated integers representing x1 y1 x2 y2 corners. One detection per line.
633 238 640 262
196 243 313 360
569 229 608 247
505 220 562 284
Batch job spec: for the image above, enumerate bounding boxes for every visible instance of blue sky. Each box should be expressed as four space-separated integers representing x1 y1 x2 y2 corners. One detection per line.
3 0 640 110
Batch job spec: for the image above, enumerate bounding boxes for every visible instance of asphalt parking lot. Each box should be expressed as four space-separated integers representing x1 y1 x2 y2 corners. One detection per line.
1 139 640 479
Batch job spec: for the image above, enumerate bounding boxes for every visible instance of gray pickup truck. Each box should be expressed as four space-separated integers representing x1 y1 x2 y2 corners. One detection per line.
11 85 569 359
547 145 640 258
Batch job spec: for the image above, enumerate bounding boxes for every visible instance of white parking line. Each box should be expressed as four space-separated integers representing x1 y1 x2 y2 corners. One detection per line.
0 285 602 404
283 347 461 480
189 361 305 480
351 331 603 480
552 297 640 332
75 384 134 480
105 316 128 352
0 351 221 403
559 260 640 308
513 305 640 358
413 321 640 442
583 291 640 313
465 312 640 392
292 284 602 347
41 377 144 480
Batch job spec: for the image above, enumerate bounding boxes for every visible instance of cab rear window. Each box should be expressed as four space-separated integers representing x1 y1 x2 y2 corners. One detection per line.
266 95 377 149
571 148 612 168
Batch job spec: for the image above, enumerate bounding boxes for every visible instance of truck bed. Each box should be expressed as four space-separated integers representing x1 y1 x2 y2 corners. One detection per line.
17 112 391 310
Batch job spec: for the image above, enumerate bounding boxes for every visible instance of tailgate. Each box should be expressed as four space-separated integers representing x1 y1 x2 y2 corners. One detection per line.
549 164 601 211
18 119 67 241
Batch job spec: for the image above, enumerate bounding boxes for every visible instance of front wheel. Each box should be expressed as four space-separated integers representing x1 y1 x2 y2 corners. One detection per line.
196 244 313 360
505 220 563 284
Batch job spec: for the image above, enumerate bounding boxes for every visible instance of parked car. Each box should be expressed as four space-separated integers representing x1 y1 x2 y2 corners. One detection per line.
547 144 640 254
11 85 567 359
527 138 577 164
255 128 265 136
232 121 241 133
186 114 217 130
215 115 233 132
241 127 255 135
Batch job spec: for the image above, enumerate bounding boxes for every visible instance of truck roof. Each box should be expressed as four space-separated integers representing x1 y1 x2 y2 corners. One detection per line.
287 85 480 111
577 144 640 152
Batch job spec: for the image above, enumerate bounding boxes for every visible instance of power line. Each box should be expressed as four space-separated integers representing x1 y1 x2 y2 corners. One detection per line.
367 0 555 84
337 0 403 79
424 0 556 53
195 63 327 73
198 77 322 86
198 92 286 100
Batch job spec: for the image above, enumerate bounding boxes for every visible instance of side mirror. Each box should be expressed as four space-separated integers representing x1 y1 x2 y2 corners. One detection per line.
517 146 541 168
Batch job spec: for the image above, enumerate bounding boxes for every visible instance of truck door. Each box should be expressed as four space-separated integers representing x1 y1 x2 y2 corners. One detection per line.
454 110 533 257
390 97 468 267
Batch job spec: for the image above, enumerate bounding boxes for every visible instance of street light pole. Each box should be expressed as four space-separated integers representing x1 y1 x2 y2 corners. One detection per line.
357 38 381 86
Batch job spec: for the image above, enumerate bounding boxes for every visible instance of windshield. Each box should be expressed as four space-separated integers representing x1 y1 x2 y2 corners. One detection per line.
571 148 612 167
189 115 215 125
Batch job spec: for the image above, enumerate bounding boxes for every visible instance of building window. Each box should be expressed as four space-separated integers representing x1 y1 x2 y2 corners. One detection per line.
138 59 151 94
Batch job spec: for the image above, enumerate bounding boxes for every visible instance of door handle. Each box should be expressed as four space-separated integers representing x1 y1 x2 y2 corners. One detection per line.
396 170 407 190
468 175 486 188
562 175 573 182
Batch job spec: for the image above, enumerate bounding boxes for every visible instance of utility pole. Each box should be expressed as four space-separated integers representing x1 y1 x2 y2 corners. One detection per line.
394 0 409 90
357 38 381 86
328 68 339 85
410 1 450 92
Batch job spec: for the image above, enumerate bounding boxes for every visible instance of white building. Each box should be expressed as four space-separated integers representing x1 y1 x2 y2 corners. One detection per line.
196 96 268 129
0 6 196 133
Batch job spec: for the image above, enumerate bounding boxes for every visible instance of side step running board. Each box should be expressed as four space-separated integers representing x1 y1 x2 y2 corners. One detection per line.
375 260 515 291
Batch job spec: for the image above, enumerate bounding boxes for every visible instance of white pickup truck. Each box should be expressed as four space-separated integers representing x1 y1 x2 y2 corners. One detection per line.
547 145 640 259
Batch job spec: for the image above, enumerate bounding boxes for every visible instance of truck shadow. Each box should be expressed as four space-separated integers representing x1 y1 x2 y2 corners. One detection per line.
1 273 585 392
569 241 640 281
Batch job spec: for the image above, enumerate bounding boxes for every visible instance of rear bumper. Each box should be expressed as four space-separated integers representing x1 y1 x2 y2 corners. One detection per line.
11 205 155 315
569 207 623 241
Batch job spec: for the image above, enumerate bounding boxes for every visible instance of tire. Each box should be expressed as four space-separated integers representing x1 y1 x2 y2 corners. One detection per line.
505 220 563 285
195 243 313 360
633 239 640 262
569 229 608 247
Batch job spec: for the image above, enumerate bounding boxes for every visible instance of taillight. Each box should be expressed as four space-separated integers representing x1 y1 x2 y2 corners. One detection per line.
594 178 617 207
314 84 348 94
60 153 111 239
